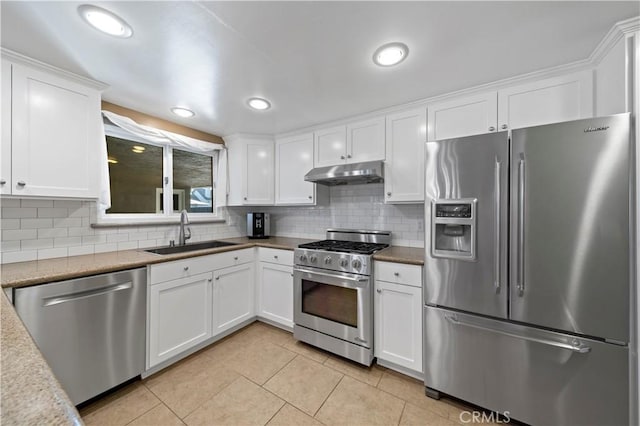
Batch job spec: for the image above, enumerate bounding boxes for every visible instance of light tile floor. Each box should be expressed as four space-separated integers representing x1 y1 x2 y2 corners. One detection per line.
80 322 501 426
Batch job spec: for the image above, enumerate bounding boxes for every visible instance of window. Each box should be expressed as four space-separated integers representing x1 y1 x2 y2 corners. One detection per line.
103 124 218 222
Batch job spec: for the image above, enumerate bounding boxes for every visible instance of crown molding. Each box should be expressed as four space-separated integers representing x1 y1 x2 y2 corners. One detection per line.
590 16 640 66
1 47 108 91
222 133 275 143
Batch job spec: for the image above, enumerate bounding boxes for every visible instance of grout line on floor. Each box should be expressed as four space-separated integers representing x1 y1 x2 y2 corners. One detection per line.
311 373 345 419
120 398 162 426
396 400 407 426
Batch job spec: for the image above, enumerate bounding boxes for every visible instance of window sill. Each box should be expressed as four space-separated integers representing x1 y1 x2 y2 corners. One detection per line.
91 217 226 228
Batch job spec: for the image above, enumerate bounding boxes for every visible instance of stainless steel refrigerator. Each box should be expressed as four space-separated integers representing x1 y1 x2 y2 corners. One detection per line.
423 113 634 425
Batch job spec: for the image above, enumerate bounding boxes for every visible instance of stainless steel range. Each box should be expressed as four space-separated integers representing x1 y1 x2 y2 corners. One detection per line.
293 229 391 366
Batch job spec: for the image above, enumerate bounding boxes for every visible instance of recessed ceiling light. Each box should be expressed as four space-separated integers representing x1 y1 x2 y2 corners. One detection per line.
78 5 133 38
247 97 271 111
107 157 118 164
373 42 409 67
170 107 195 118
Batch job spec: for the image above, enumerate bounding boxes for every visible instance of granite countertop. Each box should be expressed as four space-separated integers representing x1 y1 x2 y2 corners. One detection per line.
0 237 314 289
373 246 424 265
1 293 82 426
1 237 423 289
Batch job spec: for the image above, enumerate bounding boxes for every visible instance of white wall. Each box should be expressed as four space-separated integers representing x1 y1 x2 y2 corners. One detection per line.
0 198 248 263
0 184 424 264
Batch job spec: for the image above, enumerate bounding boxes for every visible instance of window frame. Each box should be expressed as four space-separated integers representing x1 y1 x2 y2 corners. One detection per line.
97 124 223 225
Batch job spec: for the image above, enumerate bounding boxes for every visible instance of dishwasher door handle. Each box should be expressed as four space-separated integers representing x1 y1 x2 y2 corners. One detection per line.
42 282 133 307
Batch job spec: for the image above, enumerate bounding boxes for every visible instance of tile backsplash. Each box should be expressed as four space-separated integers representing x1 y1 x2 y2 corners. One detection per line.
0 184 423 264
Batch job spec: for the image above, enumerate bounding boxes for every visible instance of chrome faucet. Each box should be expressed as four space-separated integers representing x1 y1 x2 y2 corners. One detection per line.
178 210 191 246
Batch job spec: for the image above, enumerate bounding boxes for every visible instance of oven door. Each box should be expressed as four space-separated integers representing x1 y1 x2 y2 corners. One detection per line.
293 267 372 348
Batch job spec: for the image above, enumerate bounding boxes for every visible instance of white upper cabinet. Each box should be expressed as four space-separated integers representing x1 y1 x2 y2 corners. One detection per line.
427 92 498 141
497 70 594 130
226 135 275 206
314 125 347 167
2 57 103 198
595 37 628 116
384 108 426 204
275 133 316 205
1 59 11 195
346 117 385 163
313 117 385 167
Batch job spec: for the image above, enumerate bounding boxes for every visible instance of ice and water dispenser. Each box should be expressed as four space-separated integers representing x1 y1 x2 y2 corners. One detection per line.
431 199 477 260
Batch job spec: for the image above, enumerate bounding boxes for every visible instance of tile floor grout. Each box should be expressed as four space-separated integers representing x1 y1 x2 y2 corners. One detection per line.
81 321 482 426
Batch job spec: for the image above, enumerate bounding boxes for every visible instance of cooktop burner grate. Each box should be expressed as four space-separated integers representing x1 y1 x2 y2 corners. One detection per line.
298 239 389 255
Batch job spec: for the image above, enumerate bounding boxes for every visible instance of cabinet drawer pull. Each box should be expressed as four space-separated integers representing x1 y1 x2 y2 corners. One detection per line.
183 266 189 271
376 289 382 293
0 179 5 185
501 124 508 130
215 276 220 280
394 272 400 277
17 181 26 187
488 126 496 132
234 256 238 261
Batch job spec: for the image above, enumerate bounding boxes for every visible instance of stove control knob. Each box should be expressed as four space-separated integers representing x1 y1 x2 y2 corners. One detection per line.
324 256 332 265
299 254 308 263
339 258 349 268
352 259 362 270
309 255 318 264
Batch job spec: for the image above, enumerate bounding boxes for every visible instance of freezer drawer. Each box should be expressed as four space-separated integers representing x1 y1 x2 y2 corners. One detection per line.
424 306 629 426
14 268 146 405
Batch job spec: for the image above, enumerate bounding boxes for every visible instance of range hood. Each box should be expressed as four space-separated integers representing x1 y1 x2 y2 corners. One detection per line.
304 160 384 186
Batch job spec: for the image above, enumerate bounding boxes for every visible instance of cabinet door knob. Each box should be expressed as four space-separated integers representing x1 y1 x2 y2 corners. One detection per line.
0 179 5 185
376 289 382 293
340 155 345 160
308 196 312 200
215 276 220 280
183 266 189 271
501 124 508 130
488 126 496 132
244 197 247 201
207 278 213 283
234 256 238 260
290 273 294 277
386 192 391 196
274 255 278 259
394 272 400 277
17 181 26 187
347 154 352 159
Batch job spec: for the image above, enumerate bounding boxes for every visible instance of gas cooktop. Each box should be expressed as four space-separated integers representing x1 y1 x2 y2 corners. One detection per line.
298 239 389 255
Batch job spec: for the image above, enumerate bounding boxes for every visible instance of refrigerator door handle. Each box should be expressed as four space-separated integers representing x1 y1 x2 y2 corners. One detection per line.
445 314 591 354
494 158 501 293
517 156 526 296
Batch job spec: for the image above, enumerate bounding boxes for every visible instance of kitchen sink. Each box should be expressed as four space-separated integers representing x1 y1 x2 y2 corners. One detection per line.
144 240 238 255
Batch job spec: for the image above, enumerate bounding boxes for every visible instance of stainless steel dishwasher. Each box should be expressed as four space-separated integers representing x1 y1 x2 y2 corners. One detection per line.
14 268 146 405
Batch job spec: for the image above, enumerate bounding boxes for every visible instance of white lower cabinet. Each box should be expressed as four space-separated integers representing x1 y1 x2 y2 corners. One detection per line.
374 262 422 374
148 272 213 368
212 263 255 335
257 248 294 329
257 262 294 328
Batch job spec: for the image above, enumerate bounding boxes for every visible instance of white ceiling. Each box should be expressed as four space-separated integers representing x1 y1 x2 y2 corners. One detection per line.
1 1 638 137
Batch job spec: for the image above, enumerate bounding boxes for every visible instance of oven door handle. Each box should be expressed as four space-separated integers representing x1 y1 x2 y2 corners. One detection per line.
294 268 370 288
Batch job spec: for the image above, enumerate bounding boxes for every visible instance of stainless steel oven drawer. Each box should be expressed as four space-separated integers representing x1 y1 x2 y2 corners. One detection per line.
424 306 629 426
